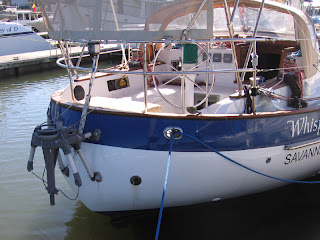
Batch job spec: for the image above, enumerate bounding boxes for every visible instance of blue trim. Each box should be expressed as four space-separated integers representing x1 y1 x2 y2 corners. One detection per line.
48 101 320 152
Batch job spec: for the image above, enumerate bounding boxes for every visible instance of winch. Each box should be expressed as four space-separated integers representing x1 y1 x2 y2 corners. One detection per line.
27 122 102 205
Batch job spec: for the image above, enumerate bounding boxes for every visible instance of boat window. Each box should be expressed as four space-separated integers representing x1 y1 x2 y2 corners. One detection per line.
307 24 317 49
231 7 294 38
212 53 222 62
166 11 207 30
163 7 295 39
223 54 232 63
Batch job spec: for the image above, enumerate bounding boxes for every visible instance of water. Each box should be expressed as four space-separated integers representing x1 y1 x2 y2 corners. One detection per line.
1 66 320 240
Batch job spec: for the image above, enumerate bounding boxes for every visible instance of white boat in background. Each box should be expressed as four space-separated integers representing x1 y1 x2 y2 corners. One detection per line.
0 5 15 21
30 17 48 32
0 6 43 28
28 0 320 215
0 21 53 56
13 9 42 30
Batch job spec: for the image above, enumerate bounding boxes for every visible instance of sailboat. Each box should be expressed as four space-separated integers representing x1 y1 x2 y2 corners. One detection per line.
27 0 320 214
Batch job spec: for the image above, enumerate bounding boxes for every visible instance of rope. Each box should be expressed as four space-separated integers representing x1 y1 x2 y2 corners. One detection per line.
261 87 320 102
178 132 320 184
155 132 174 240
30 168 79 201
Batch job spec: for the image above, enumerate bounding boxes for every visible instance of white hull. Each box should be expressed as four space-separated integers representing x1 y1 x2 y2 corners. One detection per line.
0 22 52 56
60 142 320 212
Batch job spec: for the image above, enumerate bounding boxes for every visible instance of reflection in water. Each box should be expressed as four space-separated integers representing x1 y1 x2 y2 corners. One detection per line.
65 201 135 239
64 201 160 240
64 176 320 240
0 68 75 240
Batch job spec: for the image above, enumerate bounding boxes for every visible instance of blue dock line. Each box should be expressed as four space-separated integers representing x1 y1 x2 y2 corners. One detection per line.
155 132 174 240
180 132 320 184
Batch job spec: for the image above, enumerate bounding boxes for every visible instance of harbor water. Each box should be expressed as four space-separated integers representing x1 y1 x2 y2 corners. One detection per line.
2 63 320 240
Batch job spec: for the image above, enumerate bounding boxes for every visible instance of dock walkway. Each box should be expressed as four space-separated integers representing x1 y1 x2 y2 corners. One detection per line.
0 44 120 78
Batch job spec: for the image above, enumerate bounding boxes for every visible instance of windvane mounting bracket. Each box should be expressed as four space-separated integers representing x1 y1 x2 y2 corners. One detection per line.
27 122 102 206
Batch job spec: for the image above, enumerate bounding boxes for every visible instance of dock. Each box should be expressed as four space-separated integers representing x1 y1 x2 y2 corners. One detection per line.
0 44 121 78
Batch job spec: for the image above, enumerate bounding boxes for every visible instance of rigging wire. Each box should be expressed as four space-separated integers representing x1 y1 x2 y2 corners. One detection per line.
37 105 96 131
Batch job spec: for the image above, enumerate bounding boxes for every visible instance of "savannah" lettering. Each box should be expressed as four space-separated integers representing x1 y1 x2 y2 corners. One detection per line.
285 145 320 164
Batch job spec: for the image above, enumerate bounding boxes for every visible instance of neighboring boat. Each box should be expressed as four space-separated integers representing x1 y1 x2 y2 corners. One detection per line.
28 0 320 214
0 5 16 21
13 9 42 30
30 17 48 32
0 22 53 56
0 6 43 28
0 6 52 34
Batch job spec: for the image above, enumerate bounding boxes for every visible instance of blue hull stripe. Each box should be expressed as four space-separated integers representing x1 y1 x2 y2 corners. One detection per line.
49 101 320 152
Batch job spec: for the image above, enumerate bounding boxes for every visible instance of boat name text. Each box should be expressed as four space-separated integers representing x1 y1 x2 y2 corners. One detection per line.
287 116 320 137
0 26 19 35
285 145 320 165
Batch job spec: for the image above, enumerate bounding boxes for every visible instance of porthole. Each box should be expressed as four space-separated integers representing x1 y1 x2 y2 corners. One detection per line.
74 85 85 101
